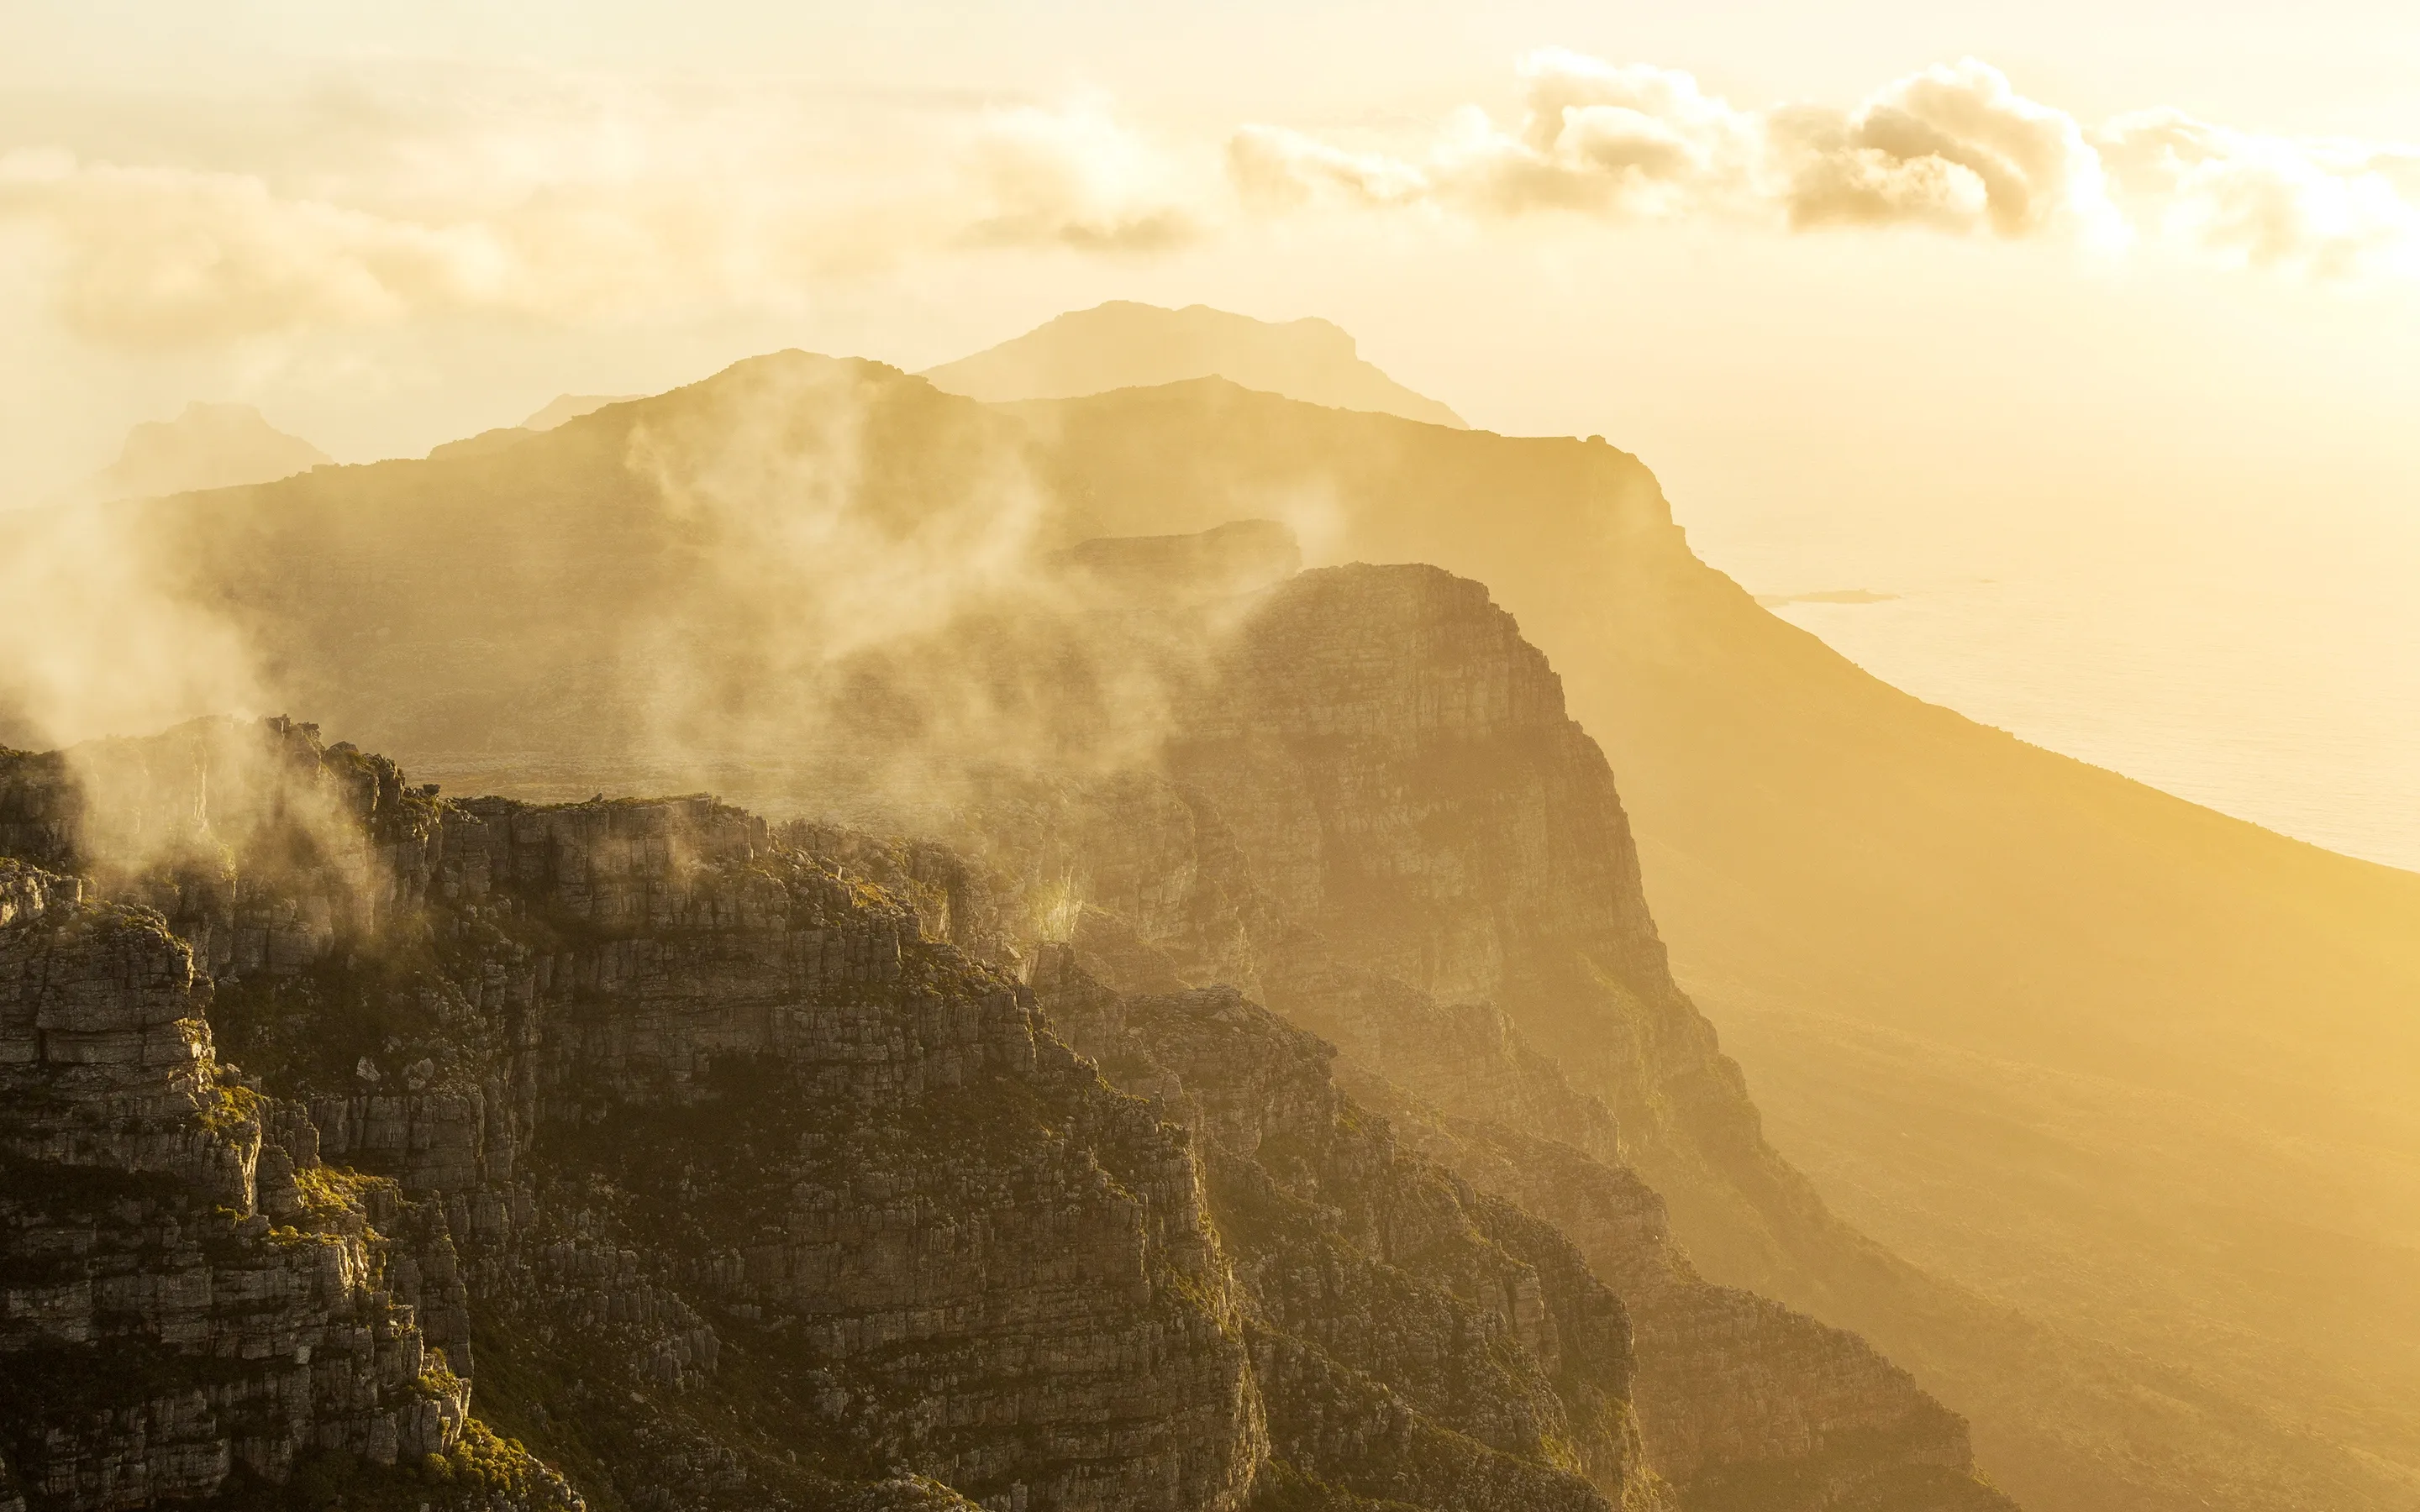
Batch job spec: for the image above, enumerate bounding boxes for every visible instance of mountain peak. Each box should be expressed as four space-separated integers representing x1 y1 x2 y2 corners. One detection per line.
521 392 643 432
923 300 1467 428
86 401 329 502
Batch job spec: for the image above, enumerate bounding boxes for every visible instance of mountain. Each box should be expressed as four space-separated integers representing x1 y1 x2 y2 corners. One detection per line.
410 395 650 468
20 341 2420 1511
932 309 2420 1509
1002 377 2420 1512
521 394 640 432
1 722 1260 1512
0 551 2016 1510
80 402 329 502
923 302 1466 428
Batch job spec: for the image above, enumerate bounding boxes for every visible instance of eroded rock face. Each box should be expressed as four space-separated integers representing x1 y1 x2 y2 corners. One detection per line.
2 728 1270 1512
1165 565 1729 1178
1031 949 1666 1512
1 711 1704 1512
426 796 1265 1512
0 861 551 1511
0 557 2015 1512
1169 570 2005 1502
927 563 2014 1511
1372 1100 1996 1512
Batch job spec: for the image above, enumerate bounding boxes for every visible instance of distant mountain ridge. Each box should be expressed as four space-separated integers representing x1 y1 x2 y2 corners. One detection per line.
521 393 639 431
80 401 328 502
923 301 1467 428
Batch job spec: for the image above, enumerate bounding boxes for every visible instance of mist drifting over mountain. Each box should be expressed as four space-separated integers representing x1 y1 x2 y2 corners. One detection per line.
5 10 2417 1512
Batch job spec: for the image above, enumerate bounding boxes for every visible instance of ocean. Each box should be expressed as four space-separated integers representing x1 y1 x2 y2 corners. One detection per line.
1683 499 2420 875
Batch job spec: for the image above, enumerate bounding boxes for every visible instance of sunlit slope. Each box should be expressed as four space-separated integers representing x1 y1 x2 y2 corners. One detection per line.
1011 377 2420 1509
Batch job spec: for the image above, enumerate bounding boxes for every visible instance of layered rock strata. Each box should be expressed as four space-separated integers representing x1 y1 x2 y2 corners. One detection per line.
1 529 2013 1511
4 725 1266 1509
930 563 2014 1510
1033 948 1667 1511
0 851 563 1509
4 717 1691 1512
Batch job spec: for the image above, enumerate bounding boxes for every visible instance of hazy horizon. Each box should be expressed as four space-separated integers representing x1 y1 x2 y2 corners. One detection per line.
9 5 2417 887
13 299 2415 879
7 14 2420 1509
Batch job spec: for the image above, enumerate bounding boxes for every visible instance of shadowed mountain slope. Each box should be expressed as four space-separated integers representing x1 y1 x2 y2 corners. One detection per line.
924 302 1466 428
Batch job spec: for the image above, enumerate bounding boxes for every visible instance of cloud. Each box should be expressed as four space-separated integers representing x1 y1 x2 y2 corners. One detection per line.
1776 59 2114 238
5 50 2417 356
1451 50 1765 218
535 355 1257 797
0 497 262 749
0 148 513 347
0 85 1201 351
1227 125 1431 213
1230 49 2419 278
960 101 1202 252
1221 52 2120 240
2096 112 2420 278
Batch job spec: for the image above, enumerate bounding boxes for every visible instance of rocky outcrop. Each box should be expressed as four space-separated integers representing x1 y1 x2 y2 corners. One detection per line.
451 796 1263 1512
1176 568 2015 1509
1372 1100 1998 1512
1165 565 1729 1176
1030 950 1665 1512
2 541 2013 1509
3 727 1273 1512
920 562 2012 1510
0 707 1728 1512
0 852 564 1510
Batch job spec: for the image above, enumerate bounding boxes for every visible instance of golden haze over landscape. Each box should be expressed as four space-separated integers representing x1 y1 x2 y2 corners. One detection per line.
1 6 2416 1512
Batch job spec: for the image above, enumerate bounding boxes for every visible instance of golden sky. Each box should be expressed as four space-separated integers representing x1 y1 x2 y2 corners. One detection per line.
4 1 2417 557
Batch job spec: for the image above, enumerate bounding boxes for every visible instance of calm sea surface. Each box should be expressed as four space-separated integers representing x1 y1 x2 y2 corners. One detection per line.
1682 501 2420 875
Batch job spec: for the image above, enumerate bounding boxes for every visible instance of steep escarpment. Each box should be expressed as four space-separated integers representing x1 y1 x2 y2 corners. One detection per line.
1009 373 2420 1512
17 333 2031 1506
0 858 566 1510
933 564 2010 1510
1164 564 1823 1288
39 334 2419 1511
1169 566 2007 1511
1 720 1266 1511
3 712 1721 1512
1032 949 1661 1511
29 354 2012 1508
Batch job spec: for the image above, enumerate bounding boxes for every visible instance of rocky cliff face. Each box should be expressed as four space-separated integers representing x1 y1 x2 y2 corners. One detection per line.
1031 949 1665 1511
929 563 2014 1511
60 347 2389 1512
1 711 1702 1512
2 720 1265 1510
1164 565 1765 1212
1146 565 2008 1493
0 851 565 1510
